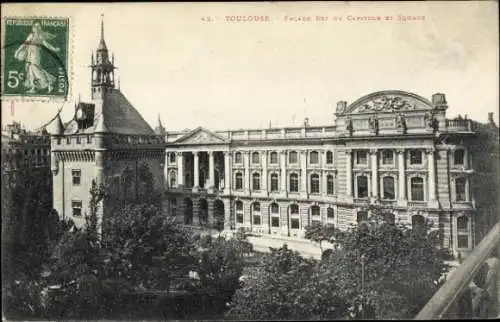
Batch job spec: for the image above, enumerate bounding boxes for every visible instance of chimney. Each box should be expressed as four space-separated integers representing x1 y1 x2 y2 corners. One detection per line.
304 117 309 128
432 93 448 108
488 112 495 125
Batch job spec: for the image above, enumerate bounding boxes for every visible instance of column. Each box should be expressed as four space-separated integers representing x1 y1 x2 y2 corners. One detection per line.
224 151 231 193
262 151 268 194
177 152 184 186
370 149 378 201
300 151 308 195
208 151 215 189
244 151 250 192
280 150 287 193
427 148 439 207
345 149 352 198
397 149 407 206
193 151 199 188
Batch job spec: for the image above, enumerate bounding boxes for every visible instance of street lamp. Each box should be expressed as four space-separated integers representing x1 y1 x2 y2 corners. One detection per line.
361 254 366 320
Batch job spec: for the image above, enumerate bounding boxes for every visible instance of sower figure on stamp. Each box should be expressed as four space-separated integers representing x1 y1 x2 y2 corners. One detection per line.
14 22 60 94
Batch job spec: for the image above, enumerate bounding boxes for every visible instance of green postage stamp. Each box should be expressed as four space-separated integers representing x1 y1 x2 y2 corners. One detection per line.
2 17 70 99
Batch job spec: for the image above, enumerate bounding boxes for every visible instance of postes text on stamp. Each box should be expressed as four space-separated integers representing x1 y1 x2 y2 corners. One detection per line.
2 17 70 99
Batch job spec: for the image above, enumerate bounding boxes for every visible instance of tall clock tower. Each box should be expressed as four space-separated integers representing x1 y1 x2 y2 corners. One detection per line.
49 17 165 232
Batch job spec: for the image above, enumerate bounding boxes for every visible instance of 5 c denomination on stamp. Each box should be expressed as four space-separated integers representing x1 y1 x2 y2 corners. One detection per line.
2 17 70 100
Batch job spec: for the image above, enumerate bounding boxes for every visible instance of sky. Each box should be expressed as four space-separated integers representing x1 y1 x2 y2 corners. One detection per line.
2 1 499 132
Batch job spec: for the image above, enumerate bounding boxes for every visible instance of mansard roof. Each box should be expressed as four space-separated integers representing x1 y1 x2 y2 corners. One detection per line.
63 89 155 136
338 90 436 115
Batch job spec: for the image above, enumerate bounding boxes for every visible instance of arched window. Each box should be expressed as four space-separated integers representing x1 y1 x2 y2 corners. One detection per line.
382 176 395 200
455 178 467 202
289 151 298 164
252 202 261 225
235 172 243 190
411 177 424 201
311 205 321 224
289 173 299 193
252 172 261 190
169 152 176 164
169 170 177 187
327 207 334 220
270 151 278 164
327 175 334 195
234 152 242 164
310 151 319 164
412 215 426 234
290 204 300 229
270 203 280 227
235 200 244 224
326 151 333 164
357 175 368 198
252 152 260 164
270 173 279 192
457 216 469 248
357 211 368 223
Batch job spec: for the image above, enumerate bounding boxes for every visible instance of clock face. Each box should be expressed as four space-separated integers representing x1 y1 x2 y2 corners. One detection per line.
76 108 84 120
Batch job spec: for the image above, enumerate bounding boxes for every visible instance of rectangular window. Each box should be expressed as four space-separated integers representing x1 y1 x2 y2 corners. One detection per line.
289 151 298 164
66 137 71 144
271 217 280 227
455 178 467 202
72 170 81 185
76 136 81 144
381 150 394 165
356 150 368 165
270 175 279 192
289 174 299 193
410 150 423 165
454 149 465 166
270 152 278 164
382 177 395 200
457 235 469 248
411 177 425 201
327 176 334 195
310 151 319 164
357 176 368 198
326 151 333 164
72 201 82 217
253 215 261 225
236 213 244 224
291 218 300 229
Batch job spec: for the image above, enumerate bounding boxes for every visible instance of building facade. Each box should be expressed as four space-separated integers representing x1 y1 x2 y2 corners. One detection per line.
163 91 498 258
48 19 165 229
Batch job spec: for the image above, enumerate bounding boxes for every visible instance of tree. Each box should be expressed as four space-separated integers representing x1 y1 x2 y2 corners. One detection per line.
304 222 336 253
193 234 247 313
226 244 341 320
319 207 450 319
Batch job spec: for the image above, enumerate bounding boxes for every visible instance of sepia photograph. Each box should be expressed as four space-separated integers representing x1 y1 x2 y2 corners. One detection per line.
1 1 499 320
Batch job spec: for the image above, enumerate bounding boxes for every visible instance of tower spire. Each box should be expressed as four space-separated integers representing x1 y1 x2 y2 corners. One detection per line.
101 14 104 42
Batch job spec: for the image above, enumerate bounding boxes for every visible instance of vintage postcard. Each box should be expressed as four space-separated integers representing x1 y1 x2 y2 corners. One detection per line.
1 1 499 321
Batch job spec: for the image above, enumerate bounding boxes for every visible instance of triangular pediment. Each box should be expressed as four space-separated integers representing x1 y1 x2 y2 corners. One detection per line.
341 90 435 115
174 127 228 145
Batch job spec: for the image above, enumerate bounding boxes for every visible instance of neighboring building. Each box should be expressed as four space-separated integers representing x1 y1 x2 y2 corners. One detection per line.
163 91 499 258
1 121 52 249
47 19 165 229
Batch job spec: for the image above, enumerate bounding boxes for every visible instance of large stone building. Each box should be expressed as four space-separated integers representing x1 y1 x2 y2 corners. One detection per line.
48 19 165 229
163 91 499 258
